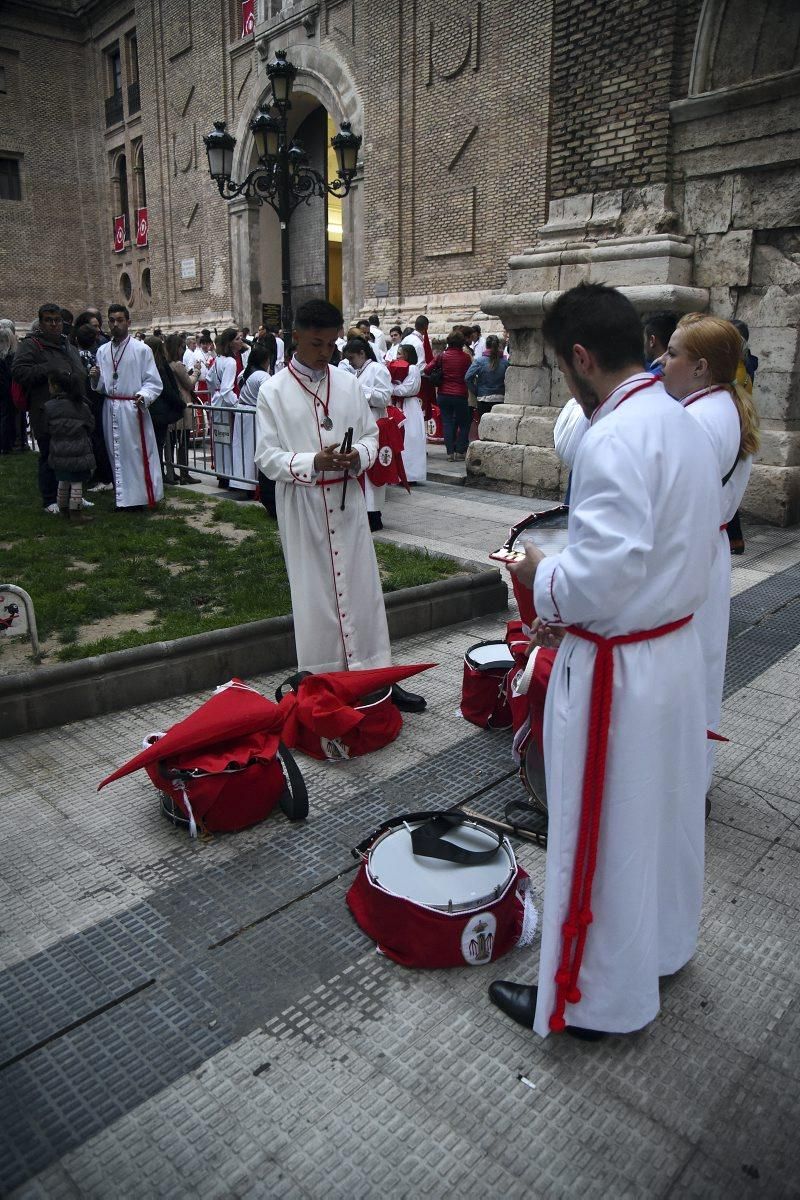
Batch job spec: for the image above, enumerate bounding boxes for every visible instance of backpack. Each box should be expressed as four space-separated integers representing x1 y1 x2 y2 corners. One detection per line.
10 379 28 411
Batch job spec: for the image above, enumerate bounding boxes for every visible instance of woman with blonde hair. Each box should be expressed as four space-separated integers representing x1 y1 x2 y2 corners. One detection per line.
661 312 760 790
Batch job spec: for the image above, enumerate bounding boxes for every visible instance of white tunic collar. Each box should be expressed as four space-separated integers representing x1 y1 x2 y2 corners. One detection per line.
591 372 656 425
291 354 327 384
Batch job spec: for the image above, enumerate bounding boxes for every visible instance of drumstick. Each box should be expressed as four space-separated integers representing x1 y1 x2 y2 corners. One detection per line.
340 426 353 511
459 807 545 845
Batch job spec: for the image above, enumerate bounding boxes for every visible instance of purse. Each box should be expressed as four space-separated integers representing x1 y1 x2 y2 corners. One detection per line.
425 353 444 388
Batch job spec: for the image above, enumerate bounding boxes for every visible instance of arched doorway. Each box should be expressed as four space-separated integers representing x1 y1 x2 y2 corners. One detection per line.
252 95 346 331
228 47 363 334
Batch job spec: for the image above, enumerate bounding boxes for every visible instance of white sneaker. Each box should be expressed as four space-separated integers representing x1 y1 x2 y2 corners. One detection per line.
44 502 60 514
81 498 95 508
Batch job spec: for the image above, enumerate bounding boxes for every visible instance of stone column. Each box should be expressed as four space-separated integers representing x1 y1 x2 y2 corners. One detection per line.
228 197 261 329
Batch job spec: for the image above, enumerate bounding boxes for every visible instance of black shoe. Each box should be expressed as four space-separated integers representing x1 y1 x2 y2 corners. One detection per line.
488 981 609 1040
368 511 383 532
179 473 201 485
391 683 426 712
488 980 536 1029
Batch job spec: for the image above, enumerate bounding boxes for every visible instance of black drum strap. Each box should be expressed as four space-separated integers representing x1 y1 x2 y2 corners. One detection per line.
410 811 503 864
277 741 309 822
275 670 313 701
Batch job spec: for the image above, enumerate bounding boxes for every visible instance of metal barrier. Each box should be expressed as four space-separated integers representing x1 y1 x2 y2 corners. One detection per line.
179 402 259 487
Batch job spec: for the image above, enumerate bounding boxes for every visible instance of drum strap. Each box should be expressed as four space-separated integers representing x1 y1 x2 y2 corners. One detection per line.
352 810 503 863
410 812 503 865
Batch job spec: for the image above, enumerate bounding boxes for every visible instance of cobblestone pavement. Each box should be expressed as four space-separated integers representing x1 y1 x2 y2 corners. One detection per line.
2 482 799 1199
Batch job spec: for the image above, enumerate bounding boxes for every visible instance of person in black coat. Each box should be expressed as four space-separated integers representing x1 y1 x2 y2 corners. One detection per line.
41 369 95 523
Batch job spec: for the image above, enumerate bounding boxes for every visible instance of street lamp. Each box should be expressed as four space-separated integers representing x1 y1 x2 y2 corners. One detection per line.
203 48 362 336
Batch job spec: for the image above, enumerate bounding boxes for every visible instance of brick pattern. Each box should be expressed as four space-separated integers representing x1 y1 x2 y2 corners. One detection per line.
549 0 700 199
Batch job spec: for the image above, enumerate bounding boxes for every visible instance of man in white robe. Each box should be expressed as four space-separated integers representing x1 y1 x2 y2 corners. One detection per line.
255 299 425 710
90 304 163 509
490 284 718 1039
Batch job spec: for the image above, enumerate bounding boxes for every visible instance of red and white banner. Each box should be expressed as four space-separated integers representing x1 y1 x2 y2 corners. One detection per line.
113 215 126 253
241 0 255 36
135 206 148 247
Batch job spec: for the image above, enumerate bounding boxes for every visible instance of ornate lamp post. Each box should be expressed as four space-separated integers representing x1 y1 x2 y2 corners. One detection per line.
204 49 362 336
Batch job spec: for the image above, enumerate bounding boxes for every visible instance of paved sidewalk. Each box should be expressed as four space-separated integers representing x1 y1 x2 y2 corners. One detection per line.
2 481 799 1199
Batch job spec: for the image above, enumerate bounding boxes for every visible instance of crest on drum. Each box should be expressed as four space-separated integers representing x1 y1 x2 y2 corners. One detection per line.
461 912 497 964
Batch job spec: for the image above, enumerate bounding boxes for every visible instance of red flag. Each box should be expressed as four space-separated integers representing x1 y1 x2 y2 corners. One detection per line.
241 0 254 35
113 215 126 253
135 206 148 247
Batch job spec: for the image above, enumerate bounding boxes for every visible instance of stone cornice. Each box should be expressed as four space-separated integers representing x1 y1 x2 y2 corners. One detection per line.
482 286 710 326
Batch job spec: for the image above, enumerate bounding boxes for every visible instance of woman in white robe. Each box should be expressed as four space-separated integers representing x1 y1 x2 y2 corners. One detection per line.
93 325 164 508
390 344 426 482
207 327 244 489
661 314 759 790
340 337 392 530
230 344 276 499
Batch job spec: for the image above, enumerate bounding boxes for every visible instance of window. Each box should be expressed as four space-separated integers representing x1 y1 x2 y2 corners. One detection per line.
141 267 151 298
126 32 139 82
0 157 21 201
108 45 122 96
120 272 133 302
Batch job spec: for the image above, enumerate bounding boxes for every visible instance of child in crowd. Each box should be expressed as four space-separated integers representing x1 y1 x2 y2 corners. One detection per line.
41 369 96 523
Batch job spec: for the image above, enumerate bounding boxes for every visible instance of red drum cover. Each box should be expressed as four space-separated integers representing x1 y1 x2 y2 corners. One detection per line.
346 817 534 968
147 755 286 833
426 403 444 444
460 642 514 729
290 687 403 761
367 408 407 488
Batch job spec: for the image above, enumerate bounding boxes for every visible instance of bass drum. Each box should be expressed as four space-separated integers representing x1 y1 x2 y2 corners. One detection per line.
520 733 548 814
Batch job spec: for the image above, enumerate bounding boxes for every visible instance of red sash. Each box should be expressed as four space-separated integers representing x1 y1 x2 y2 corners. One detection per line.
548 613 693 1033
113 394 157 508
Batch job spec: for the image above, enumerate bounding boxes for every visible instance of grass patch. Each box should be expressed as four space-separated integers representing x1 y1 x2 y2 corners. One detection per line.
1 454 463 663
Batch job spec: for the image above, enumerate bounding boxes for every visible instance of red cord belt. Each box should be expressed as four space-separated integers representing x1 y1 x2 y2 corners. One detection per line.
110 394 157 508
548 613 693 1033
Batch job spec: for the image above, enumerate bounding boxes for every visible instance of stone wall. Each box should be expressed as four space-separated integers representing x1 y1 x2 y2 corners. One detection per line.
475 0 800 525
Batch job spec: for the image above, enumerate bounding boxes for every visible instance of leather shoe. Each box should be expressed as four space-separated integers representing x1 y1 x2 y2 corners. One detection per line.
488 981 609 1040
391 683 426 712
488 980 536 1029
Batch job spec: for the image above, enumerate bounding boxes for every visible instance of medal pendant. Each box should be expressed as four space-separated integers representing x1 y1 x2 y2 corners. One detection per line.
321 416 333 431
112 371 118 381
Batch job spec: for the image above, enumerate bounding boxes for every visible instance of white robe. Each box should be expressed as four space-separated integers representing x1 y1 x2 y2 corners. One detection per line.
553 397 589 468
207 355 238 480
254 363 391 673
229 369 269 490
682 386 752 788
370 325 388 357
354 359 391 513
532 375 718 1037
94 337 164 508
391 362 426 482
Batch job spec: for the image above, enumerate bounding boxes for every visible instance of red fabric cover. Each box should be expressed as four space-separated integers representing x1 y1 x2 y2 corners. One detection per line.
367 408 409 490
426 403 444 444
512 573 536 628
460 654 512 729
148 756 285 832
281 663 435 760
347 862 529 967
387 360 409 386
98 680 287 789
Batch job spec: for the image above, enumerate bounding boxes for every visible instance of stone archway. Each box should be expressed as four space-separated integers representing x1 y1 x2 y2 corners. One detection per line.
228 44 364 332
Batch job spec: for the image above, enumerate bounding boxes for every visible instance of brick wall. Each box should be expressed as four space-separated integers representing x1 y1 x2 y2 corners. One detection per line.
549 0 688 199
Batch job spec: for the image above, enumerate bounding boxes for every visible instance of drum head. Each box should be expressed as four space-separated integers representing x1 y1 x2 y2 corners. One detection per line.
521 738 548 814
368 821 515 912
466 642 515 671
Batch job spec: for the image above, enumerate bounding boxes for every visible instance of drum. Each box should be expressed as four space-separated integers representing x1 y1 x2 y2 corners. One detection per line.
346 812 537 968
426 404 444 444
461 641 515 728
520 734 548 814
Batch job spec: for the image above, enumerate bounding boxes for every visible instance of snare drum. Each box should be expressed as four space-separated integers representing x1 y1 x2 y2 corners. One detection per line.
346 813 536 967
520 734 548 814
461 641 515 728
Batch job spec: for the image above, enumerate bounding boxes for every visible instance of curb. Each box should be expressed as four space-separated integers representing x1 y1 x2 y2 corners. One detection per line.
0 570 508 738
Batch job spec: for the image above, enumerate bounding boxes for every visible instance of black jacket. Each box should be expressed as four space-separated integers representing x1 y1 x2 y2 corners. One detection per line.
11 332 86 439
41 394 96 474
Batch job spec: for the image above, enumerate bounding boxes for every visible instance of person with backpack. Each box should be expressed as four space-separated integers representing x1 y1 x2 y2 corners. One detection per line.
40 369 95 524
12 303 86 511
